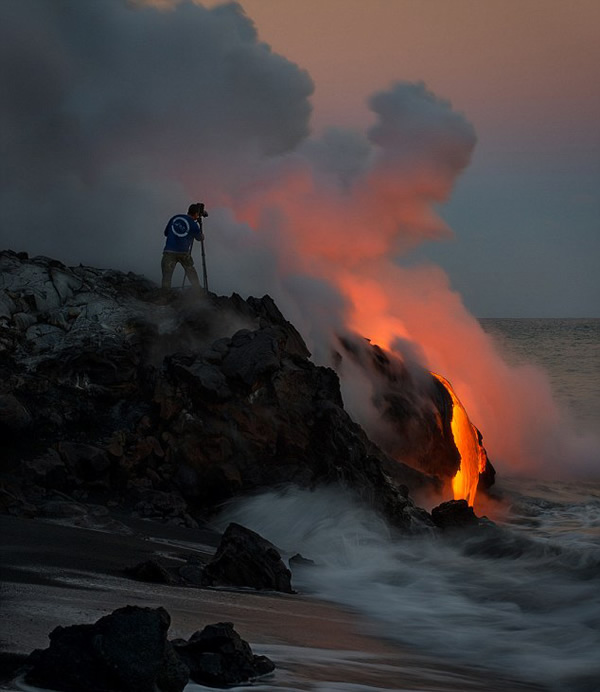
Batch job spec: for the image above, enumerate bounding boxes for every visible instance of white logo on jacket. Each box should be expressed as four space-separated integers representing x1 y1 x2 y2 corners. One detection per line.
171 216 190 238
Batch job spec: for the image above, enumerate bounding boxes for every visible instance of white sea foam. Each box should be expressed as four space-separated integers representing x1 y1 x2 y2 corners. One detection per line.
216 484 600 692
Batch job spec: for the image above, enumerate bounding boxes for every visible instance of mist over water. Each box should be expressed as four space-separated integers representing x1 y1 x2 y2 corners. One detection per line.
480 319 600 437
214 320 600 691
479 318 600 479
216 484 600 692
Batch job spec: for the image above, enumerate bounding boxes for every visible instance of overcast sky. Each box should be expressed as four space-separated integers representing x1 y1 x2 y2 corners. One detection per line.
1 0 597 473
2 0 598 317
227 0 600 318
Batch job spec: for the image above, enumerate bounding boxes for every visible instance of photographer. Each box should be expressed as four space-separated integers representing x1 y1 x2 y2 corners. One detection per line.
161 202 208 291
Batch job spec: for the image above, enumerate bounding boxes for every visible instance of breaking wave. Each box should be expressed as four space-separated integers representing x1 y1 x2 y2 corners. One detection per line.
215 482 600 691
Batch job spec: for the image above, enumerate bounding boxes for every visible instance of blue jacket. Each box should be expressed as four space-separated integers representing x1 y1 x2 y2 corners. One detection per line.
163 214 203 253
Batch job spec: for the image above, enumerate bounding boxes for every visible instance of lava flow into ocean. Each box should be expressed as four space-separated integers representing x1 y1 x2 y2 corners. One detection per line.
432 373 489 506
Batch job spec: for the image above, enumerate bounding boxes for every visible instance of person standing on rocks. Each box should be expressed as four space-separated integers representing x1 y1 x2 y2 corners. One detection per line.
161 203 206 290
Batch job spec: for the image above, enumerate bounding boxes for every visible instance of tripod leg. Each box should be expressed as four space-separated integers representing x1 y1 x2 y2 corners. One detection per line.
200 238 209 292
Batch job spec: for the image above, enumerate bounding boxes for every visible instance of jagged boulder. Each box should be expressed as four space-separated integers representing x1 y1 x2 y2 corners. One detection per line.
289 553 316 568
124 560 176 585
336 336 461 480
202 522 293 593
158 329 435 531
172 622 274 687
220 327 283 386
431 499 479 530
25 606 189 692
166 354 231 402
1 250 473 532
20 606 274 692
178 558 204 586
212 292 310 359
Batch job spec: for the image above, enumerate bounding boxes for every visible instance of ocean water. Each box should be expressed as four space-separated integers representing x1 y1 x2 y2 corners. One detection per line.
479 318 600 435
8 321 599 692
218 319 600 692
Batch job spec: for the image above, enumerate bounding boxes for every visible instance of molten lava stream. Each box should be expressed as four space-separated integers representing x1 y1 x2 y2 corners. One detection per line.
432 373 483 506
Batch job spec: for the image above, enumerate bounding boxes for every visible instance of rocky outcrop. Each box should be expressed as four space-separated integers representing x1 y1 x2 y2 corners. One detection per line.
156 326 435 530
21 606 273 692
201 522 293 593
336 336 459 480
1 249 489 532
124 559 177 585
431 499 479 530
172 622 274 687
25 606 189 692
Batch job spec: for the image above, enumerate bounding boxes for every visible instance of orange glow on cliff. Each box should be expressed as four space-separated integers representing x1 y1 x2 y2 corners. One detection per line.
432 373 484 506
227 90 568 478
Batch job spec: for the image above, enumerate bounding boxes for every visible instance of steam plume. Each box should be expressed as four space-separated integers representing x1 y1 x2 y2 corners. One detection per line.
1 0 596 479
0 0 313 270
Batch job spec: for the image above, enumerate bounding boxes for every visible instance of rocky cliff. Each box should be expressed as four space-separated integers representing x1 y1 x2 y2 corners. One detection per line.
0 250 490 532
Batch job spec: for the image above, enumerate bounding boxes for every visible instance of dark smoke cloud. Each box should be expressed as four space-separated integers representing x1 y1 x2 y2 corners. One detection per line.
0 0 313 271
299 127 373 190
368 82 476 175
1 0 591 478
363 81 477 252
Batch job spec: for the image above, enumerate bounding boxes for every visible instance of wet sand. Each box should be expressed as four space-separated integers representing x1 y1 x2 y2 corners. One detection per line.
0 515 543 691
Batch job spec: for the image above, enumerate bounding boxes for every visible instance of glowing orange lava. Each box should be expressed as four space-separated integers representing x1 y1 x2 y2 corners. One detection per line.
432 373 484 506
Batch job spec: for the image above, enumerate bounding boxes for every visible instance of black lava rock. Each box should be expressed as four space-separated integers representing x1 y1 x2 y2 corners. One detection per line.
25 605 189 692
431 499 479 530
124 559 176 585
172 621 274 687
202 522 293 593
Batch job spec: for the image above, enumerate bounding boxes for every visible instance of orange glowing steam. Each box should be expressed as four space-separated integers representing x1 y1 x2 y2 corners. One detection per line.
432 373 485 506
337 272 411 350
225 94 569 479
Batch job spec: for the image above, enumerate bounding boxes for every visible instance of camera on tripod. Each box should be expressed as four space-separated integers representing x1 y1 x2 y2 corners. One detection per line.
197 202 208 218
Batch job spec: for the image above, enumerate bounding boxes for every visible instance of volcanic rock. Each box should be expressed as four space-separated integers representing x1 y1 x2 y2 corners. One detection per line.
178 562 204 586
166 354 231 402
38 499 89 519
289 553 316 567
201 522 293 593
25 605 189 692
476 429 496 491
336 336 462 481
0 393 32 431
132 488 191 524
125 559 176 585
0 249 487 533
172 621 274 687
14 603 277 692
431 499 479 530
58 442 111 481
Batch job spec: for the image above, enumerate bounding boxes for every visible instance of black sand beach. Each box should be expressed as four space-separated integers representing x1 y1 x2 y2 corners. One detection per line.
1 514 544 691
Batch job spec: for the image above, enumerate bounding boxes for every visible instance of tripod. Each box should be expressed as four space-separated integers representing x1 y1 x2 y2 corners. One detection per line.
181 224 208 292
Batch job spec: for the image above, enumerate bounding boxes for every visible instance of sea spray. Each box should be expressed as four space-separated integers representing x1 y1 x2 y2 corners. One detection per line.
215 484 600 691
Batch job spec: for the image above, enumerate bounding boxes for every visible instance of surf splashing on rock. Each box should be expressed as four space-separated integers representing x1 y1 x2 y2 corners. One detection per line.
216 485 600 692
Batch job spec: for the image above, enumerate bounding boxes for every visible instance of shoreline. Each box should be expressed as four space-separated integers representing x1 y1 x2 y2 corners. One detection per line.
0 514 544 691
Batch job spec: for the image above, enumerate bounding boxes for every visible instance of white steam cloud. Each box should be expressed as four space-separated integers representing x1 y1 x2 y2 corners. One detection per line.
0 0 312 271
1 0 596 479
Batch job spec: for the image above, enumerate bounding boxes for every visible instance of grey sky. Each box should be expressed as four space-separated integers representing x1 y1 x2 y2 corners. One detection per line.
1 0 598 320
